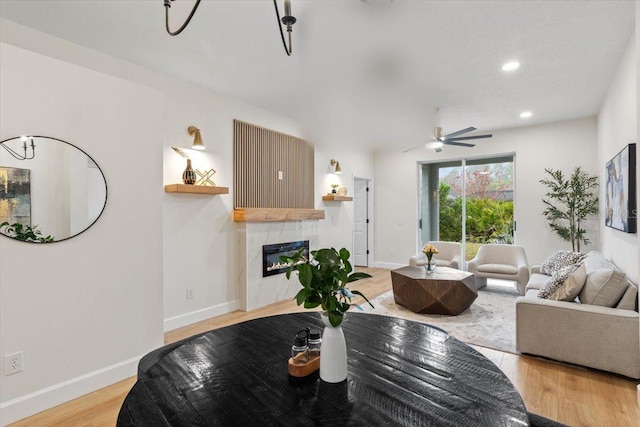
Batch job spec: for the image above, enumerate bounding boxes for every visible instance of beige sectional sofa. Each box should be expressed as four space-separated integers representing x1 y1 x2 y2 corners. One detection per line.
515 251 639 378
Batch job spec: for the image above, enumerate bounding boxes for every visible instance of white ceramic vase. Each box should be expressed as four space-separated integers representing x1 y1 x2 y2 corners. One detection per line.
319 312 348 383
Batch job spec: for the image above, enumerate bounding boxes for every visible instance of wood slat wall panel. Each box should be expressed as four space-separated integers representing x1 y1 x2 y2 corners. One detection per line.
233 120 314 209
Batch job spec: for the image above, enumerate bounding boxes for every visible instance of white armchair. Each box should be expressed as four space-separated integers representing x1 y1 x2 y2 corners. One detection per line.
467 244 529 294
409 241 463 270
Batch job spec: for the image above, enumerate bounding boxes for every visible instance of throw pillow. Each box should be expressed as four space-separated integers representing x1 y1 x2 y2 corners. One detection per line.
538 264 587 301
578 268 628 307
582 251 615 273
615 285 638 311
540 250 585 275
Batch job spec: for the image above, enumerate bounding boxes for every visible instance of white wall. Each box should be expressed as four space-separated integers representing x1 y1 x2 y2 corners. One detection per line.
1 22 367 331
160 80 309 329
0 42 164 424
372 150 425 269
374 116 599 267
598 34 638 284
314 145 375 255
163 112 375 328
161 87 377 328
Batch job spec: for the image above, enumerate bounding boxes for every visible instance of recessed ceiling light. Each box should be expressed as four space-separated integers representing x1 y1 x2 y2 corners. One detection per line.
502 61 520 72
520 111 533 119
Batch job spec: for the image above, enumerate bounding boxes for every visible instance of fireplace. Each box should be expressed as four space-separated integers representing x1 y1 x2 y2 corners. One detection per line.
263 240 310 277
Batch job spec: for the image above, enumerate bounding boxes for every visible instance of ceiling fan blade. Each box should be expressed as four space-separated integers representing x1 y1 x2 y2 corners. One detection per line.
443 127 476 139
445 134 492 142
402 143 425 153
443 141 475 147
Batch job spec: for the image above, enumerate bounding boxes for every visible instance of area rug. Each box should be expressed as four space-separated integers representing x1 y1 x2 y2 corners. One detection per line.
365 284 519 353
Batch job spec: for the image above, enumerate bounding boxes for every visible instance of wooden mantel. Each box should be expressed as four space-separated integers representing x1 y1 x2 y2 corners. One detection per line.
233 208 325 222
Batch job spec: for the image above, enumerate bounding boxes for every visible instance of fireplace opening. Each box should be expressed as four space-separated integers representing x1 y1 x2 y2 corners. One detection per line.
263 240 310 277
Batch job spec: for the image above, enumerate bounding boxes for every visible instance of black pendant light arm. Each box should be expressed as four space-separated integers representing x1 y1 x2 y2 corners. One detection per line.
273 0 294 56
164 0 202 36
1 137 35 161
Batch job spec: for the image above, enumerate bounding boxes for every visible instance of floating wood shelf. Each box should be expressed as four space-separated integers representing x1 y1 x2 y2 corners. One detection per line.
322 194 353 202
233 208 325 222
164 184 229 195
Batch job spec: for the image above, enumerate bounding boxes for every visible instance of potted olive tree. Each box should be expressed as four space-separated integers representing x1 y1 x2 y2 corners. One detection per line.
540 167 598 252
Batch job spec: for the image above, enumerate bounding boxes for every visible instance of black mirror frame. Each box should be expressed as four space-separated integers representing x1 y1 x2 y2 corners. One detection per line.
0 135 108 244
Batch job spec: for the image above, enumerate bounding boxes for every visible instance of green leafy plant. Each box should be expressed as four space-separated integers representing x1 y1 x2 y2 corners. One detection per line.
539 167 598 252
281 247 373 327
0 222 54 243
438 182 514 243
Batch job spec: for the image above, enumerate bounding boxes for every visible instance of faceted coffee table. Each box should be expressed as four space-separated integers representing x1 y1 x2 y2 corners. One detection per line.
391 266 477 315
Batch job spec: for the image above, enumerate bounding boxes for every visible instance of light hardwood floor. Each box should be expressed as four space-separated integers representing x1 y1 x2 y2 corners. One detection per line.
10 267 640 427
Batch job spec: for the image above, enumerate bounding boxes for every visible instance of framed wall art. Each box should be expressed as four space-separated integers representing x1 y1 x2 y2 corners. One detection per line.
0 166 31 226
604 143 636 233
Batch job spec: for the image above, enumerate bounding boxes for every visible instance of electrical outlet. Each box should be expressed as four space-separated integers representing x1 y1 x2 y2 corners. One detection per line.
278 171 283 180
186 288 194 299
5 351 24 375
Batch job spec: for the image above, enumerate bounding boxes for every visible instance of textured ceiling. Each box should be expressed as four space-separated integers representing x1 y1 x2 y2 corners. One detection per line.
0 0 635 150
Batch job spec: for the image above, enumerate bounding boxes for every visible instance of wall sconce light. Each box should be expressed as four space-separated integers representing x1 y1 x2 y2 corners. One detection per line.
0 135 36 160
188 126 205 151
330 159 342 174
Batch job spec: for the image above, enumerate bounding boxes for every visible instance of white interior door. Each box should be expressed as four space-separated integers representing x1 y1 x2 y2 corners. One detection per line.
353 178 368 266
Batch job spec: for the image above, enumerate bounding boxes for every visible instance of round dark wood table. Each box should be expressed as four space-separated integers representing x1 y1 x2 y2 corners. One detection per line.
117 312 529 426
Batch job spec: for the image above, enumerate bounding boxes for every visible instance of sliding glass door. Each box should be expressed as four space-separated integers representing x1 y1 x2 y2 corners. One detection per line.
419 155 514 261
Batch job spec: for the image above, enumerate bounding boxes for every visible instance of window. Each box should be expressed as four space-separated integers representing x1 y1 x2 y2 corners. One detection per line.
419 155 515 261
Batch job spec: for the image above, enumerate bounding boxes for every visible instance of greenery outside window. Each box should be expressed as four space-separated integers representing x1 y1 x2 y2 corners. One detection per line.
420 155 515 261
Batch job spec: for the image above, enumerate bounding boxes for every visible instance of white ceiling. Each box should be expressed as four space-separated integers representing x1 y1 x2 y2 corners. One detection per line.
0 0 635 150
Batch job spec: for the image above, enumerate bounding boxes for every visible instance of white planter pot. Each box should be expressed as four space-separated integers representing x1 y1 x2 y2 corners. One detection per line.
319 312 348 383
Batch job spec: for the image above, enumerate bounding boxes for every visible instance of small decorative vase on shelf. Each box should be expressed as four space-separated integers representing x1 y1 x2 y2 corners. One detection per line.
319 312 348 383
182 159 197 185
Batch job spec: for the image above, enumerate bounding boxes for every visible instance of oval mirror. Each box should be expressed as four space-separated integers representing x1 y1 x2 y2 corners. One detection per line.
0 136 107 243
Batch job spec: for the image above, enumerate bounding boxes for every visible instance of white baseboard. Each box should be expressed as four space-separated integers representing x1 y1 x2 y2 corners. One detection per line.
0 355 141 426
374 261 405 270
164 299 241 332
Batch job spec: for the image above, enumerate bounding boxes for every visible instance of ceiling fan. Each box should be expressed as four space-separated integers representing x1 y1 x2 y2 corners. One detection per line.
403 127 492 153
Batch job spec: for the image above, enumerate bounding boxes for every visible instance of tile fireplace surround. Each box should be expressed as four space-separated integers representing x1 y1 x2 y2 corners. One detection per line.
237 220 319 311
